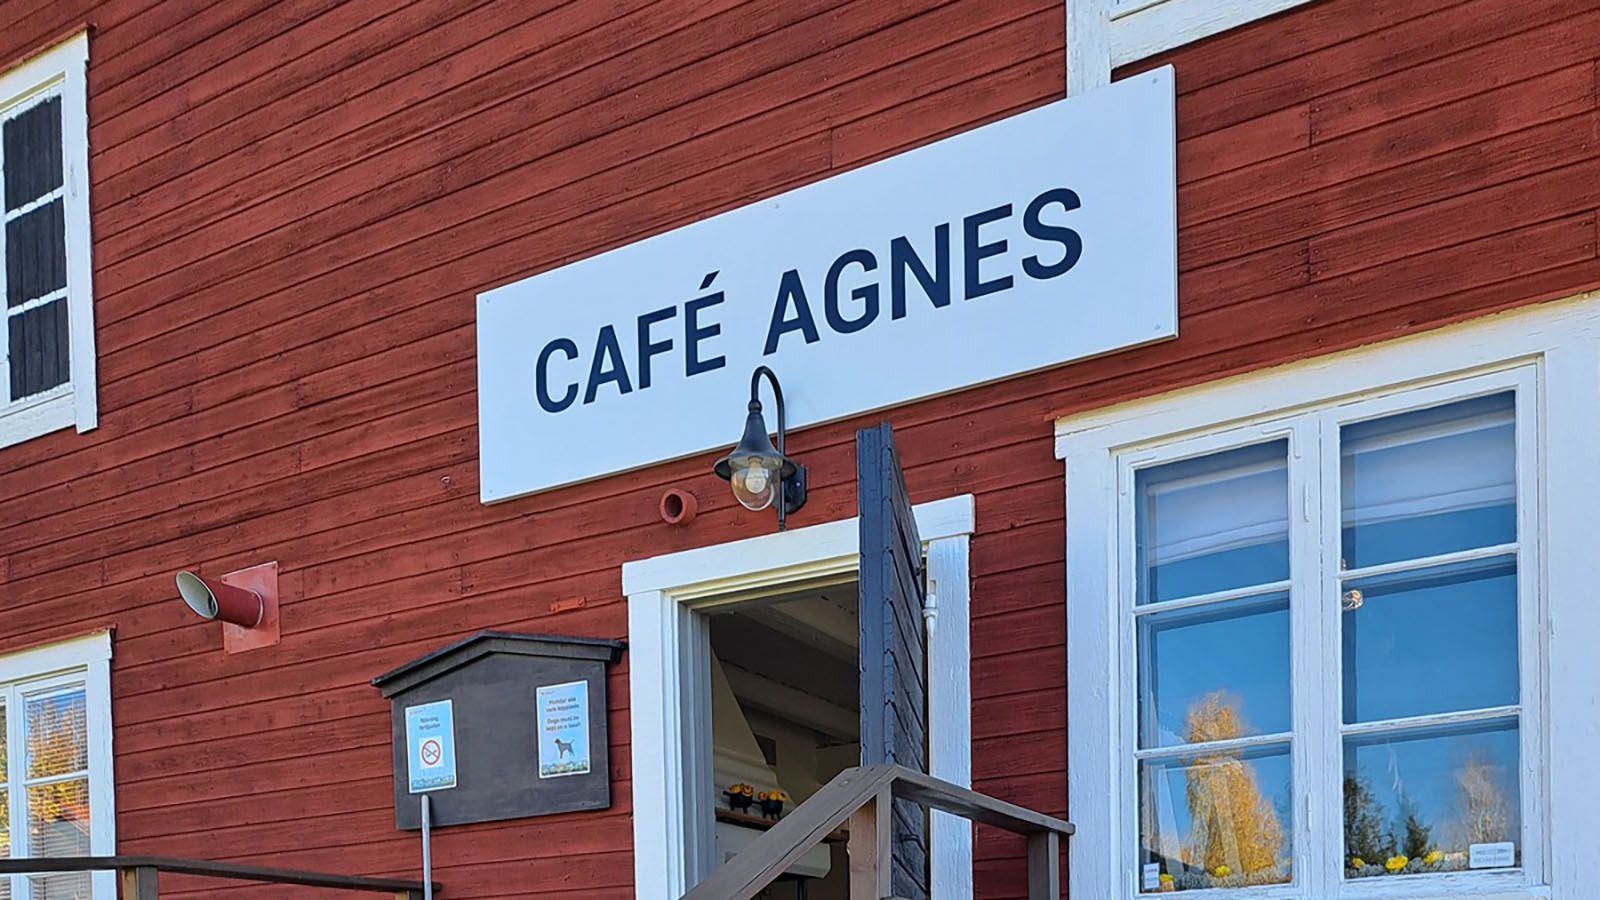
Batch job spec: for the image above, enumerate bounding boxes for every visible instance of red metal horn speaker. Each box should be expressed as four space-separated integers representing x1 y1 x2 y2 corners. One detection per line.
176 570 264 627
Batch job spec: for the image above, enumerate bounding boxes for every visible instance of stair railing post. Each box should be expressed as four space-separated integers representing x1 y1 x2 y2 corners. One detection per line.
119 865 159 900
848 785 893 900
1026 831 1060 900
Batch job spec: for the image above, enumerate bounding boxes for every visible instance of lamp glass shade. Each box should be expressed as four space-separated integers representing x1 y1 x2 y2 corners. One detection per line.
728 456 782 511
714 405 796 512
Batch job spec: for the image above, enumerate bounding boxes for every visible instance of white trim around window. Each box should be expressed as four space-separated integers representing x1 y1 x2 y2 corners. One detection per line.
1057 291 1600 900
0 31 97 450
1067 0 1319 94
621 495 975 900
0 631 115 900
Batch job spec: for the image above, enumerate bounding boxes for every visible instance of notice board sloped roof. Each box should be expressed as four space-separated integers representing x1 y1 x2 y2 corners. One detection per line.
370 631 625 698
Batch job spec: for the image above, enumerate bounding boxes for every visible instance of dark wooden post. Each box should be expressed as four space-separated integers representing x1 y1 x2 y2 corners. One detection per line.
119 865 158 900
857 423 929 900
1026 831 1060 900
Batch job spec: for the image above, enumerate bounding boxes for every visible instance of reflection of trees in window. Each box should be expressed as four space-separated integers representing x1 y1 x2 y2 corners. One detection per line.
1180 693 1285 878
27 693 89 834
1400 798 1433 861
1348 749 1514 878
1450 752 1510 847
1344 775 1394 864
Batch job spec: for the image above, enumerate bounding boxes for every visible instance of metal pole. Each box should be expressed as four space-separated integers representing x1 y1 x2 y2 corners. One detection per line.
421 794 433 900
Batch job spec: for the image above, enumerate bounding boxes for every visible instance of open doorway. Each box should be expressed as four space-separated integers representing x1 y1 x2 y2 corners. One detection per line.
706 579 861 899
621 494 974 900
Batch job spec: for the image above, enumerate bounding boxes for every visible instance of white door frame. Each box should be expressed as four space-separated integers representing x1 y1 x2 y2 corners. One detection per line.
622 494 976 900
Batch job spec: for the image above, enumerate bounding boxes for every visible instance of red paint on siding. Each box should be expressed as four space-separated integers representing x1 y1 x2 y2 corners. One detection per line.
0 0 1596 897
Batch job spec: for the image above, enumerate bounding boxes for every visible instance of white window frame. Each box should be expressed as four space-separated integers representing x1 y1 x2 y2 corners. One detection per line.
621 495 974 900
1066 0 1318 94
0 32 97 450
0 631 115 900
1057 291 1600 900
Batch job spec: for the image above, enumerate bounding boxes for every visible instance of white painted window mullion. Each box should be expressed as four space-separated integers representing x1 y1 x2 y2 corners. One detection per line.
1338 705 1523 739
6 289 68 318
1130 579 1294 618
1339 543 1521 582
5 682 27 900
1290 410 1333 898
1 187 63 224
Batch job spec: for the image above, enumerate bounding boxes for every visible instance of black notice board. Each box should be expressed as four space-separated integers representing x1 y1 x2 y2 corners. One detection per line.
372 631 625 830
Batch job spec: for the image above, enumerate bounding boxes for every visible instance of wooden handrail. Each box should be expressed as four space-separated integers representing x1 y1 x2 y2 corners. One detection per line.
682 764 1074 900
0 855 439 899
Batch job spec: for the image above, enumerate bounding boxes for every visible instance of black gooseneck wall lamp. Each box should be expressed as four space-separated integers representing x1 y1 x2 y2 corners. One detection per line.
713 366 807 531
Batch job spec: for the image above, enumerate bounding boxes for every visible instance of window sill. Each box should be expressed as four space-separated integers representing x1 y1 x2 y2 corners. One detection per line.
1131 880 1546 900
1335 877 1546 900
0 387 78 449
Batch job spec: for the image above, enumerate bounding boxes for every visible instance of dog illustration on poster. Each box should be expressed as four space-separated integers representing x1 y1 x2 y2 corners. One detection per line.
537 681 592 778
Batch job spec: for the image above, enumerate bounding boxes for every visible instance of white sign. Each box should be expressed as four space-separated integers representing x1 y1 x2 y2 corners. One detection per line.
477 68 1176 502
1141 863 1161 891
537 680 591 778
404 700 457 794
1469 841 1516 869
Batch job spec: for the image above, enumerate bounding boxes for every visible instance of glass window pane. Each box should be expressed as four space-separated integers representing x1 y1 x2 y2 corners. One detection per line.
5 197 67 307
2 95 64 211
1344 718 1520 878
1341 393 1516 570
26 776 91 898
1342 556 1519 724
1 699 7 779
27 874 87 900
1139 594 1291 748
27 778 88 857
26 688 87 779
1139 744 1292 892
8 297 70 401
1136 440 1290 604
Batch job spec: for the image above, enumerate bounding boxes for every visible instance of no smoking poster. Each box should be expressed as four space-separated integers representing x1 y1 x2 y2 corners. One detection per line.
405 699 458 794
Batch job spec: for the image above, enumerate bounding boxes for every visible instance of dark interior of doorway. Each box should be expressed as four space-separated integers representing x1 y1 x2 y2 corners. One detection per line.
707 578 860 900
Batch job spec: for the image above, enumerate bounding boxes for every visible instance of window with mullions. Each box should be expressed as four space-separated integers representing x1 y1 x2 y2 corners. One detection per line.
0 33 95 450
1122 380 1537 897
0 635 112 900
1133 440 1296 892
4 92 70 402
2 682 92 900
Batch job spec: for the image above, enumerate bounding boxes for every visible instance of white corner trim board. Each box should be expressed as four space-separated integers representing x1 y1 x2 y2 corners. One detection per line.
624 496 975 900
1055 291 1600 900
1067 0 1320 94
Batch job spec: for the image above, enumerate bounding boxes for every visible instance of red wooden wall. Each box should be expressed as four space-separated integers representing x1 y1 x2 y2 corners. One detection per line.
0 0 1595 897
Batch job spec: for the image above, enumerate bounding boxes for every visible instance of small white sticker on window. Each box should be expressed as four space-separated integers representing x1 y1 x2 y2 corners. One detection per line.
1469 842 1516 869
1141 863 1161 891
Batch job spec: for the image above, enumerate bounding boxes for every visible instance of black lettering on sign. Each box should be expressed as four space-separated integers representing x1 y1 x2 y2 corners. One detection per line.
890 224 950 319
536 338 580 414
824 249 879 334
1022 188 1082 280
583 324 633 404
963 204 1013 300
636 305 676 389
685 272 726 376
530 186 1087 413
764 269 821 355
